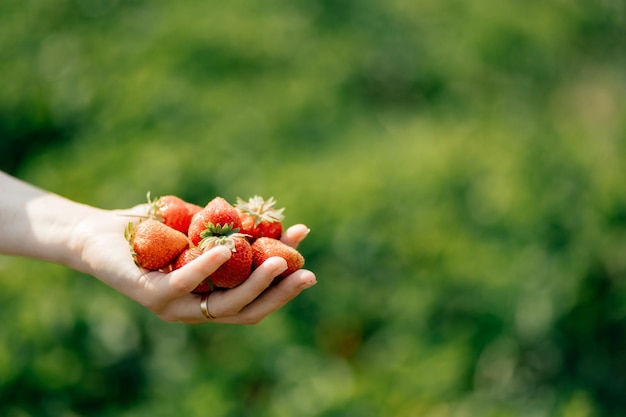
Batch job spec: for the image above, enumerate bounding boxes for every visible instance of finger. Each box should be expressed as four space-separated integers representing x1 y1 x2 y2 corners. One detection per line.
153 293 210 324
208 256 288 318
157 257 287 323
157 266 316 324
218 269 317 325
281 224 311 248
113 204 151 218
163 246 232 296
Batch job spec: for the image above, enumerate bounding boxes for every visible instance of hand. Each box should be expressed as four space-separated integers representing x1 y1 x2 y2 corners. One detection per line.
76 204 317 324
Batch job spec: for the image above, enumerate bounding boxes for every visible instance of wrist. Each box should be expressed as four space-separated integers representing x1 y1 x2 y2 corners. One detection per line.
0 173 88 266
27 193 99 270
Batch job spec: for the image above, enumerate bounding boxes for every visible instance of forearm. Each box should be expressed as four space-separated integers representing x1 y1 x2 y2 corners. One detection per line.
0 171 96 270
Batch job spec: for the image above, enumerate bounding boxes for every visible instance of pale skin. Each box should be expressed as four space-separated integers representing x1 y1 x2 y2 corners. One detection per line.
0 171 317 324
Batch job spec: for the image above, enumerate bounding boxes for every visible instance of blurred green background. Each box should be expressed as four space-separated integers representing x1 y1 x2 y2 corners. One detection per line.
1 0 625 416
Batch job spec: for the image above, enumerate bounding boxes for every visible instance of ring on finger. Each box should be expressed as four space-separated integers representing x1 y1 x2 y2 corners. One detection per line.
200 293 216 320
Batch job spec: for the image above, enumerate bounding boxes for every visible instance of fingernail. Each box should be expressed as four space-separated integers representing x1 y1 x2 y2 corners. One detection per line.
300 278 317 289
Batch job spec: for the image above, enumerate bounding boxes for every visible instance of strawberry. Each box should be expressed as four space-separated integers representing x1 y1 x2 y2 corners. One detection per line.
188 197 242 246
148 194 203 235
235 196 285 242
125 219 190 271
173 247 212 293
251 237 304 279
200 233 252 289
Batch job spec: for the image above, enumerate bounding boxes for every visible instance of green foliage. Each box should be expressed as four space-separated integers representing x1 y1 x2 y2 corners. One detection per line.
1 0 625 416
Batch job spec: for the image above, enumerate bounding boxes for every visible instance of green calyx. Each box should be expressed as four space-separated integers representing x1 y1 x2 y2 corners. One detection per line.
200 222 239 238
198 222 244 251
123 221 140 267
145 191 165 222
199 232 247 252
235 195 285 227
124 221 135 243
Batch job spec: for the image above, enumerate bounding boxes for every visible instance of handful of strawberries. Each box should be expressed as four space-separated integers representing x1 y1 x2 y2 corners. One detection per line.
124 194 305 294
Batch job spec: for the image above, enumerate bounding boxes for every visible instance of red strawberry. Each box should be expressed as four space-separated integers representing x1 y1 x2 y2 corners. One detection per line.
173 247 212 293
200 233 252 288
148 194 203 234
125 219 190 271
251 237 304 279
188 197 242 246
235 196 284 242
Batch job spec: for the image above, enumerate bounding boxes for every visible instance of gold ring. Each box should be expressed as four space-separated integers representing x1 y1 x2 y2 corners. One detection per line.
200 293 216 320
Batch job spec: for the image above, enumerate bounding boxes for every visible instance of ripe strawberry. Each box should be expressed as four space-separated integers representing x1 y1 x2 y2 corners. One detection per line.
200 233 252 289
188 197 242 246
251 237 304 279
235 196 284 242
173 247 212 293
148 194 203 235
125 219 190 271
